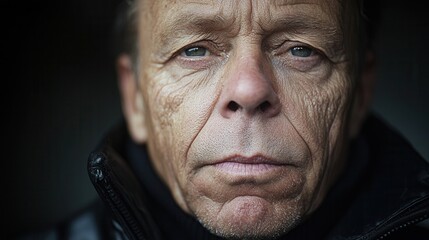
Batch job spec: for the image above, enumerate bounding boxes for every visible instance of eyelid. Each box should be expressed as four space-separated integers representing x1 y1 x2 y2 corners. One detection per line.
268 40 329 72
175 40 222 59
156 38 217 65
171 40 227 69
272 41 320 56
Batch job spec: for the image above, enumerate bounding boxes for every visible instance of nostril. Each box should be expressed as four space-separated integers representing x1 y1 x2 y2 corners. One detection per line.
227 101 240 112
259 101 271 112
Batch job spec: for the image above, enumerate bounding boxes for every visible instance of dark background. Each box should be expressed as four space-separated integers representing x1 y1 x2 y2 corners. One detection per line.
5 0 429 238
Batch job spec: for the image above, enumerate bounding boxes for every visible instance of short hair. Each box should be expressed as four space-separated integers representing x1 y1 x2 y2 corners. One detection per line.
111 0 139 64
360 0 381 50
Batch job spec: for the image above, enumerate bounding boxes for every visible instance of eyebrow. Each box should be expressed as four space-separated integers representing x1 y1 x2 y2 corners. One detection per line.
266 15 342 45
157 10 234 45
272 17 336 34
260 3 340 35
159 7 338 35
260 8 343 53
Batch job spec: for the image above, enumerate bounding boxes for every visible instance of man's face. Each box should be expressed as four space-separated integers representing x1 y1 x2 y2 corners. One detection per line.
134 0 360 238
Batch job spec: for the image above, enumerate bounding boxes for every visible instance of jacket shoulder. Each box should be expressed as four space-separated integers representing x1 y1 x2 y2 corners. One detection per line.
387 225 429 239
15 200 116 240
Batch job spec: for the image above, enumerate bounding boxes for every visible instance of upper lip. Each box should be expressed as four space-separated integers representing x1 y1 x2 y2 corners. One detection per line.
211 154 285 166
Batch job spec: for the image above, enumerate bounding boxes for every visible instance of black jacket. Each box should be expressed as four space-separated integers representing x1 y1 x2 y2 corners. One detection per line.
20 114 429 239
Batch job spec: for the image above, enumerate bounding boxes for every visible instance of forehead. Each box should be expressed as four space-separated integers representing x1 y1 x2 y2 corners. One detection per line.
136 0 354 53
141 0 346 29
139 0 354 41
145 0 341 9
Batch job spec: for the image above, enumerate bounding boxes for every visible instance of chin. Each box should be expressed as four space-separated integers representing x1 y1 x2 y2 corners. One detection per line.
192 195 304 239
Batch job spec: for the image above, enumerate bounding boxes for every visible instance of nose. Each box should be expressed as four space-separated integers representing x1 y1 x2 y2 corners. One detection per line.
219 56 281 119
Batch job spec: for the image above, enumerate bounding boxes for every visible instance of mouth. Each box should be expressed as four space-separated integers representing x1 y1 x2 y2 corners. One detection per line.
210 155 288 177
192 154 304 198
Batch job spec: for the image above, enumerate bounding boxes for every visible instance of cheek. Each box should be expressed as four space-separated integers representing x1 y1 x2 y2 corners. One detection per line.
143 67 221 191
278 68 353 204
280 68 352 154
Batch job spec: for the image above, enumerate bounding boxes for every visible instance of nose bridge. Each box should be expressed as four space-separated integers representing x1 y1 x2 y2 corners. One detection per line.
219 47 281 118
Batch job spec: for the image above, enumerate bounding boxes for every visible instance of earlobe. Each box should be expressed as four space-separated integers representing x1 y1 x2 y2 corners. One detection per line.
117 54 148 143
349 50 376 139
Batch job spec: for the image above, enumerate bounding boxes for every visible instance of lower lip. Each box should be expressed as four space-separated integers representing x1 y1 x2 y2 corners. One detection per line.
213 161 283 175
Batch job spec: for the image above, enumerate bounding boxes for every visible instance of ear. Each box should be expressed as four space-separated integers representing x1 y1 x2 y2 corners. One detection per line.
349 50 376 139
117 54 147 144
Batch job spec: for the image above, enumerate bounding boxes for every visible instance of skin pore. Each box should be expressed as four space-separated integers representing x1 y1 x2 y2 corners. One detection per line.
118 0 373 238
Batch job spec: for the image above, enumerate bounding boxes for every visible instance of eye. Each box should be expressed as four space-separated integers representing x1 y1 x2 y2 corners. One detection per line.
290 46 313 57
181 46 210 57
271 41 326 72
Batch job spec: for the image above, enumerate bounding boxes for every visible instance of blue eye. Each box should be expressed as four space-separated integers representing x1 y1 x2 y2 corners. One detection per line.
291 46 313 57
182 47 209 57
